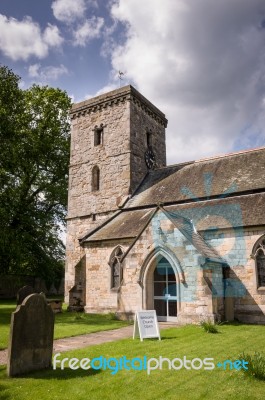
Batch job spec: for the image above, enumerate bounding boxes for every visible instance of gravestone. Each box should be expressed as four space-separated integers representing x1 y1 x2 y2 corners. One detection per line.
7 293 54 377
17 285 35 305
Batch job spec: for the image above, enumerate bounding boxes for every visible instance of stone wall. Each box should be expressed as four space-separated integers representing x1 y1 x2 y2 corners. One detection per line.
129 98 166 192
82 219 221 321
68 100 130 218
81 218 265 324
202 226 265 323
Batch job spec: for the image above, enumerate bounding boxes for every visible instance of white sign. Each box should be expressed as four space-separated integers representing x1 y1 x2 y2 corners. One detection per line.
133 310 161 341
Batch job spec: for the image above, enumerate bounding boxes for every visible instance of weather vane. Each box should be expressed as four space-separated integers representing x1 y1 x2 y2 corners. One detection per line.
118 70 125 87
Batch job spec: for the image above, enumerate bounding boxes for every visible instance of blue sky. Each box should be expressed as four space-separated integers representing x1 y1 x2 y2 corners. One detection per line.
1 0 265 164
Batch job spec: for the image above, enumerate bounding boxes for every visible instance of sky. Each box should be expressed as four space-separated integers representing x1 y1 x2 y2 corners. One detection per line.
1 0 265 164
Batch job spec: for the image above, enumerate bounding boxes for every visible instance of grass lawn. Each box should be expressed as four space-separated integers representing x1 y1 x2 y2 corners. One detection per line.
0 300 131 350
0 324 265 400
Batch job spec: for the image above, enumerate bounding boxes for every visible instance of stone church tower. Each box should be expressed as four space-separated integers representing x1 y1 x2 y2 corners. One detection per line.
65 85 168 303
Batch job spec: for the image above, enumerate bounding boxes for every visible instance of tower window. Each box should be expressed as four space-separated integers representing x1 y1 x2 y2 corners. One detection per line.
146 129 152 148
94 124 104 146
91 165 100 191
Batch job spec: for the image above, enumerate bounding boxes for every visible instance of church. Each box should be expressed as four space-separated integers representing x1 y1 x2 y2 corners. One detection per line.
65 85 265 324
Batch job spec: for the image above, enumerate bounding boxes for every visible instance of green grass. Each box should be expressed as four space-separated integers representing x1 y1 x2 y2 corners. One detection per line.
0 300 131 350
0 324 265 400
0 300 16 350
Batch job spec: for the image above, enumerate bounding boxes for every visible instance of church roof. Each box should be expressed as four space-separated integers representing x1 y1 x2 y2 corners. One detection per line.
82 192 265 243
81 205 226 263
125 147 265 209
81 209 154 243
81 147 265 258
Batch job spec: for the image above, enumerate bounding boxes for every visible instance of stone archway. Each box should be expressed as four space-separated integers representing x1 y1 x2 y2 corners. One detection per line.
141 247 183 322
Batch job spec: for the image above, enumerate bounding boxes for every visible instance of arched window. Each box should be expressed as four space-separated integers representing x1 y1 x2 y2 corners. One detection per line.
252 236 265 288
109 246 124 289
91 165 100 191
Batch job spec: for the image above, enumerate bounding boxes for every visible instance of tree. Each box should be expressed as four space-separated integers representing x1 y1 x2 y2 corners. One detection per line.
0 66 71 285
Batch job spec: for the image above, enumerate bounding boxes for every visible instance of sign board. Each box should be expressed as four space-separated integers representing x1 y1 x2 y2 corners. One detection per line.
133 310 161 341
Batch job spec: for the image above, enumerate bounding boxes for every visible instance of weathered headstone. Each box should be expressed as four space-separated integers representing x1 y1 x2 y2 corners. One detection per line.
7 293 54 377
16 285 35 305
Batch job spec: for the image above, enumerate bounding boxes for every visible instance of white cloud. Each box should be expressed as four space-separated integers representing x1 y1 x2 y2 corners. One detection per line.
109 0 265 163
28 64 41 78
43 24 64 47
85 83 117 100
28 63 69 81
73 17 104 46
52 0 87 24
0 14 63 61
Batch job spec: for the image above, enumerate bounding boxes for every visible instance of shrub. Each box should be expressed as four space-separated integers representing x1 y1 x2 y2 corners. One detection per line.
74 313 84 321
240 352 265 381
200 320 219 333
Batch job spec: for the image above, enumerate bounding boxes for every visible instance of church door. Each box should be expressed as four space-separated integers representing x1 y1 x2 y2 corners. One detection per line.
153 257 177 321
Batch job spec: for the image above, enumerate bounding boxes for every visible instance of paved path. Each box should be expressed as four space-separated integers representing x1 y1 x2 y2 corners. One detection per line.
53 325 134 353
0 323 177 365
